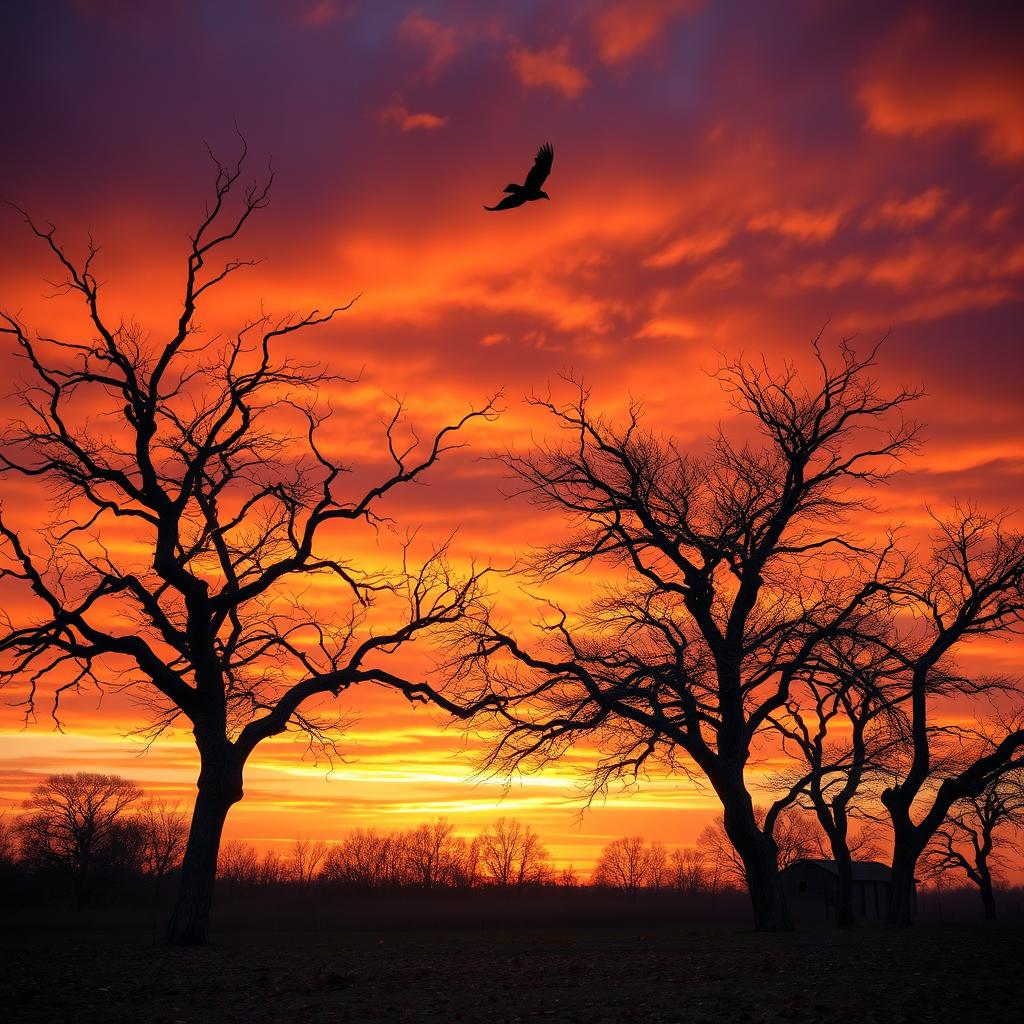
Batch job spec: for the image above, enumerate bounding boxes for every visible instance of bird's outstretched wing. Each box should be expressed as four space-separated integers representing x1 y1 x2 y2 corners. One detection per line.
485 193 528 211
524 143 553 192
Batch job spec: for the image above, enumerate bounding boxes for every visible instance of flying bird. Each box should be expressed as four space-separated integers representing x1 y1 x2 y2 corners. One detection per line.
485 143 554 211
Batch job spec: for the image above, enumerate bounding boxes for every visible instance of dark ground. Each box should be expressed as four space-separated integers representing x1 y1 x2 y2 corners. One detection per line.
2 913 1022 1024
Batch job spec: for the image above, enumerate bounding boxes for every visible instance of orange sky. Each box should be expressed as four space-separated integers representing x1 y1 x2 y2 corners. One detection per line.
1 0 1022 872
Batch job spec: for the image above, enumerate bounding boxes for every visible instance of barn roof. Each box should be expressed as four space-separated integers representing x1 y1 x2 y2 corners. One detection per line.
785 859 892 882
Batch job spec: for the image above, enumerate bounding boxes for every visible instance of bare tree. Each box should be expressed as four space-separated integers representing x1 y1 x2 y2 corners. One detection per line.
0 813 16 868
696 807 818 888
134 800 189 886
455 833 483 888
877 510 1024 925
402 818 472 888
771 808 821 870
592 835 658 893
217 840 260 884
16 772 143 903
257 849 287 885
769 633 906 926
924 743 1024 919
646 840 669 889
290 837 328 887
557 864 579 887
458 343 917 930
695 821 743 891
477 817 551 886
666 847 707 893
322 828 403 888
0 140 497 943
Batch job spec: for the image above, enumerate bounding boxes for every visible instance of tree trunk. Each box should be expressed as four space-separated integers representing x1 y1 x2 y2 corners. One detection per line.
167 748 243 945
742 843 793 931
977 867 997 920
833 846 855 928
885 847 918 927
721 794 792 931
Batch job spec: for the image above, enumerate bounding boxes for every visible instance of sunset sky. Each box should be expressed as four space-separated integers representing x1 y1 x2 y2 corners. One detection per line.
1 0 1022 873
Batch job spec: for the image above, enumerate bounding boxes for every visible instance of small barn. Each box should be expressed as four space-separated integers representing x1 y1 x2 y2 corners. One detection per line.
780 859 910 922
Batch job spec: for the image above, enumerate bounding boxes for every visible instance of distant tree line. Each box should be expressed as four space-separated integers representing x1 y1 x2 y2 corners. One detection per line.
2 771 1020 921
216 816 554 890
0 773 187 906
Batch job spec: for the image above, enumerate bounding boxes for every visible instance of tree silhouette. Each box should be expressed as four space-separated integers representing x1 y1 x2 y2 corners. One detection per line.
768 631 904 926
672 847 711 893
16 772 142 904
0 813 16 869
696 807 819 888
925 757 1024 919
458 343 917 930
321 828 404 887
134 799 189 889
290 837 328 887
0 140 497 943
592 835 663 893
877 510 1024 925
477 817 551 886
217 839 261 884
401 817 476 888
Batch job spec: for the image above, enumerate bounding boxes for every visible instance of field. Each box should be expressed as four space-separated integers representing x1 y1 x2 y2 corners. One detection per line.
2 896 1021 1024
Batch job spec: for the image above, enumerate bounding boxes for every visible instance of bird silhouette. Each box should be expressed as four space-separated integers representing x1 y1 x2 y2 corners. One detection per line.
485 143 554 211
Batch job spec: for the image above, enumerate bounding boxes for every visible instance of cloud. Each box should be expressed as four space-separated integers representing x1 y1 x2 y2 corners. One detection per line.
591 0 700 65
400 10 458 78
863 188 947 230
747 206 844 242
867 238 1024 291
688 257 743 287
644 227 730 268
635 317 701 340
378 94 447 132
778 256 867 294
858 13 1024 162
301 1 351 27
508 41 590 99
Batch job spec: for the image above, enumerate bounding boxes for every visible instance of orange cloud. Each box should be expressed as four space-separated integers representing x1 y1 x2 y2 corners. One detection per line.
592 0 700 64
859 14 1024 162
644 227 730 267
508 41 589 99
863 188 947 230
635 317 701 340
747 206 844 242
400 10 458 78
867 238 1024 291
777 256 867 294
378 94 447 132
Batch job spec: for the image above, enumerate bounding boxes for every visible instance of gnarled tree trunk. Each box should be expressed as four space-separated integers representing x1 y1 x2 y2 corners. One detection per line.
833 846 855 928
885 846 918 927
720 782 793 932
167 747 244 945
977 862 997 920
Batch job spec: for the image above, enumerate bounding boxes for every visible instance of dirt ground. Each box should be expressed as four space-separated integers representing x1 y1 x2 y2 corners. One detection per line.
1 919 1020 1024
